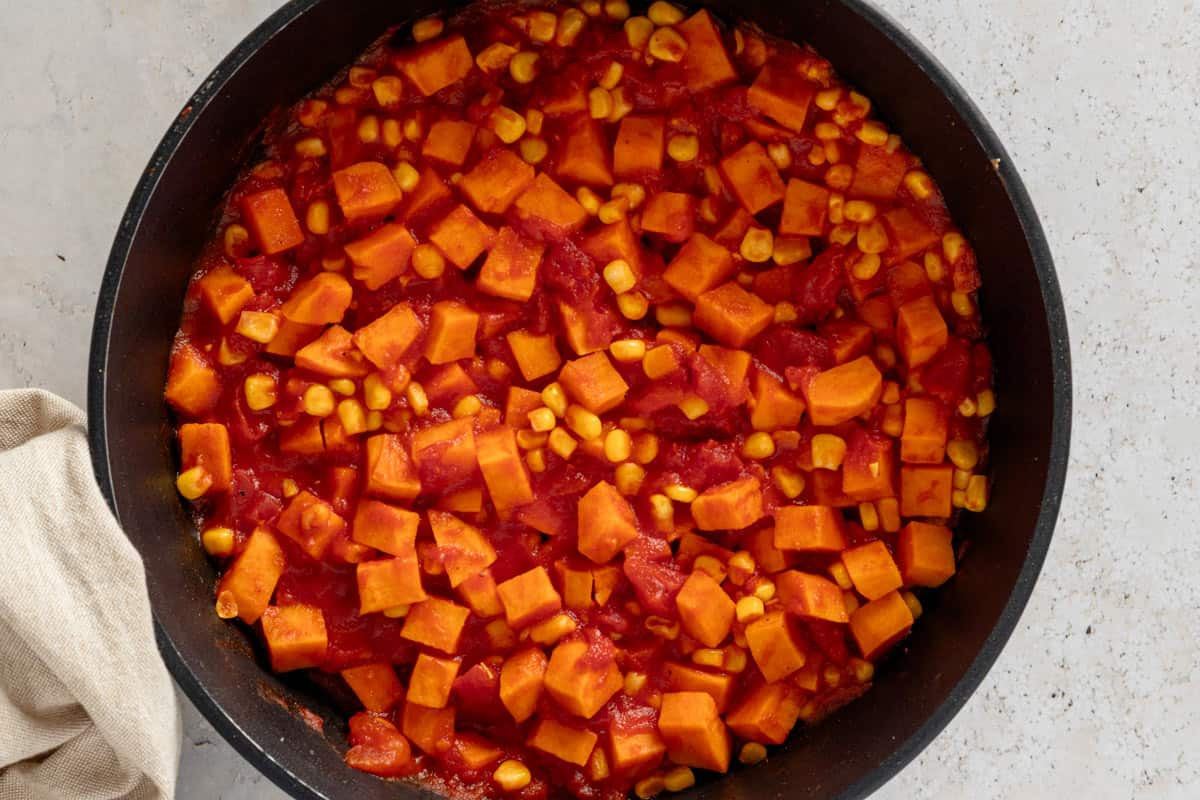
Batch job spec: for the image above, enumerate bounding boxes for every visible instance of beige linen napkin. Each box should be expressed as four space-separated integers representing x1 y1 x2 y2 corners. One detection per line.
0 389 179 800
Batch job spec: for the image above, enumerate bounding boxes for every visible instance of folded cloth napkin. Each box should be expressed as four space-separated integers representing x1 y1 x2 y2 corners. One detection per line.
0 389 179 800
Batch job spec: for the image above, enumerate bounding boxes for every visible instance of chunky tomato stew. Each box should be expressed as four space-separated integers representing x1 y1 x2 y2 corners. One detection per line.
166 1 994 797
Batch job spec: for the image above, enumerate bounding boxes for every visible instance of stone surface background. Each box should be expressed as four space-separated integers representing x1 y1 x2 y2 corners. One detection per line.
1 0 1197 797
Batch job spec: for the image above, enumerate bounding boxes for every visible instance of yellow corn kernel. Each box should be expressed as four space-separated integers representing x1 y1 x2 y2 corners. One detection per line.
525 9 557 42
406 242 446 279
976 389 996 417
607 85 634 122
566 405 603 440
952 488 967 508
735 595 765 624
647 0 685 24
720 645 747 673
335 398 366 434
635 776 666 800
822 563 851 593
633 431 659 464
516 429 548 450
610 339 647 363
662 484 696 504
380 117 400 148
509 51 539 84
821 664 843 690
530 612 577 645
405 381 429 417
541 382 568 417
493 759 531 793
741 431 776 460
525 447 547 473
771 465 805 499
223 224 249 258
486 105 524 144
649 493 674 521
881 381 901 405
598 197 629 224
527 407 555 433
515 110 542 141
943 231 967 263
813 87 842 111
767 142 793 170
728 552 756 584
857 220 889 254
604 429 633 462
604 0 631 18
582 0 603 15
856 120 888 146
402 116 424 142
692 648 724 668
826 164 854 193
294 136 327 158
586 86 614 120
923 251 946 283
677 395 709 420
877 496 901 532
201 527 235 557
365 410 383 431
623 670 649 696
858 501 880 532
842 590 861 616
946 439 980 471
617 291 650 320
740 227 774 263
612 184 646 211
951 290 975 317
693 555 726 583
844 200 878 224
599 61 624 91
519 136 549 165
302 385 335 417
556 7 587 45
243 374 277 411
849 252 881 282
811 433 847 470
411 16 443 42
642 346 677 379
952 468 971 491
453 395 483 418
392 161 420 192
176 466 212 500
548 427 578 459
772 301 798 324
602 258 637 293
654 303 691 328
576 186 603 216
965 474 989 512
752 580 777 603
333 85 366 106
647 27 688 62
645 615 679 640
280 478 300 499
624 15 653 48
769 237 807 267
901 590 924 620
357 114 380 144
958 396 978 418
323 378 353 396
662 766 695 792
587 746 611 782
300 198 332 236
215 590 239 619
739 742 768 765
667 134 699 162
361 374 391 411
369 75 403 108
814 121 842 141
904 170 935 200
615 462 646 495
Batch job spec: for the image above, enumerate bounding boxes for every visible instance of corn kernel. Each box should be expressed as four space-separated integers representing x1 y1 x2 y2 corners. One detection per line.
880 381 901 405
740 227 774 263
530 612 577 645
601 258 637 293
771 466 805 499
649 492 674 521
857 501 880 532
645 615 679 640
360 374 391 411
519 136 549 165
281 478 300 499
453 395 483 418
402 116 423 142
222 224 249 258
735 595 765 624
826 165 854 193
321 378 352 396
524 9 557 42
615 462 646 495
302 385 335 417
405 381 429 416
647 0 685 25
811 433 847 470
582 0 603 15
565 405 603 440
523 407 553 434
904 170 935 200
548 427 578 459
294 136 327 158
847 657 875 683
368 77 403 111
509 51 539 84
583 86 613 120
243 374 277 411
843 590 860 616
647 27 688 62
604 429 633 462
624 15 653 48
365 410 383 431
556 7 587 45
410 15 443 41
617 291 650 320
390 161 419 193
844 200 878 225
624 670 648 695
662 766 695 792
201 527 235 557
692 648 724 668
598 197 629 224
176 466 213 500
485 106 523 145
739 742 768 765
607 85 634 122
655 303 691 329
951 290 975 317
599 62 624 91
752 580 776 602
354 114 379 144
635 776 665 799
334 398 366 434
493 759 531 792
943 231 966 263
965 474 989 512
525 447 547 473
878 496 901 532
667 134 699 162
902 590 924 619
541 382 568 417
741 431 776 460
808 147 827 167
517 429 548 450
828 561 853 590
857 220 889 254
661 484 695 504
605 0 631 19
633 431 659 464
728 552 756 584
404 242 445 280
677 396 708 420
610 339 647 363
856 120 888 146
588 746 610 781
693 555 726 583
946 439 980 471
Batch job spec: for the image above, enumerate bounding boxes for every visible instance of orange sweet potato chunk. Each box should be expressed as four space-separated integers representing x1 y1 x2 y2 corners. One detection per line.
457 569 503 618
690 476 763 531
240 188 305 255
364 433 422 503
262 604 328 672
399 165 453 222
822 318 874 364
357 553 427 613
777 570 848 623
500 647 548 723
276 490 347 560
458 148 537 214
278 418 325 456
677 10 738 92
475 425 535 510
882 207 939 262
900 464 954 518
840 540 903 600
779 178 830 237
802 355 884 426
577 481 640 564
506 329 561 381
422 119 476 167
558 299 616 356
744 609 807 681
662 233 735 302
341 662 405 712
675 571 735 647
429 204 496 269
179 423 231 492
748 371 806 431
528 718 598 767
609 724 667 773
408 652 461 708
422 363 478 407
196 264 254 325
333 161 403 221
424 300 479 364
513 173 588 240
559 351 629 414
497 566 562 629
557 116 614 187
719 141 785 214
849 590 913 660
544 637 622 718
265 319 322 357
478 227 544 302
400 596 471 654
848 145 908 200
402 700 456 755
897 521 956 587
217 527 285 624
747 61 815 132
641 191 696 243
698 345 751 405
296 325 370 377
352 499 420 555
411 417 477 488
352 303 424 372
896 294 949 368
345 223 416 290
693 282 774 348
773 505 846 552
726 682 804 745
901 396 948 463
505 385 543 428
394 34 474 96
613 115 665 179
657 691 731 773
842 430 897 501
580 218 644 276
664 662 735 712
280 272 353 325
454 733 503 769
745 527 795 575
166 343 221 415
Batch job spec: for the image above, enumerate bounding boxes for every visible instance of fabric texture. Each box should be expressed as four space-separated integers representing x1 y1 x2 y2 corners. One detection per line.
0 389 179 800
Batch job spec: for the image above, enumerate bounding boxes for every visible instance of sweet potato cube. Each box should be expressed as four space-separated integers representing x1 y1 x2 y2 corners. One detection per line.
399 165 453 222
698 345 751 405
352 499 419 556
677 10 738 92
364 433 422 502
333 161 403 221
422 119 476 167
217 527 285 624
748 371 806 431
560 566 594 611
901 397 948 463
896 295 949 368
694 282 774 348
345 223 416 291
774 505 846 553
400 596 471 654
278 418 325 456
497 566 562 629
747 61 815 132
675 571 735 647
882 207 939 262
580 218 644 275
822 319 874 365
265 319 322 357
897 521 956 587
296 325 370 377
165 344 221 415
802 356 883 426
401 700 456 755
577 481 640 564
428 509 497 586
613 115 665 179
479 227 544 302
411 417 477 488
843 430 897 501
841 540 903 601
475 425 535 510
641 191 696 243
421 363 478 407
609 725 667 773
559 352 629 414
725 682 803 745
341 662 405 712
409 652 460 708
744 609 807 681
394 34 473 96
558 300 615 356
505 385 543 428
423 301 478 365
544 638 622 718
280 272 353 325
528 718 598 767
849 590 913 660
240 188 304 255
196 264 254 325
657 692 731 773
744 527 794 575
662 233 735 302
453 733 503 770
276 490 346 560
663 663 735 712
780 178 830 237
557 116 614 187
691 477 764 532
457 569 504 618
506 329 561 381
513 173 588 240
592 565 622 606
458 148 536 214
900 464 954 518
499 647 548 723
429 204 496 269
357 553 427 613
262 604 327 672
848 145 908 200
179 423 231 492
719 141 785 214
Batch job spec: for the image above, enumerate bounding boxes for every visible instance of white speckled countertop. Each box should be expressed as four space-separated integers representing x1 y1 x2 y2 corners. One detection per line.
2 0 1197 797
